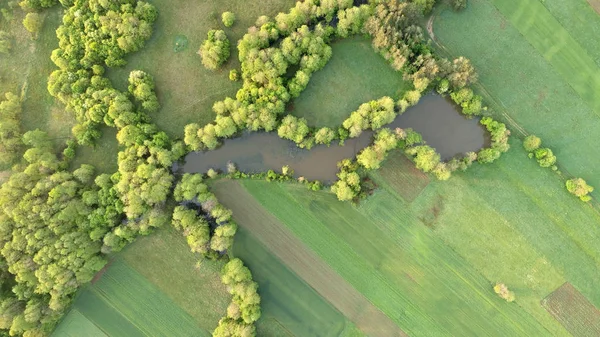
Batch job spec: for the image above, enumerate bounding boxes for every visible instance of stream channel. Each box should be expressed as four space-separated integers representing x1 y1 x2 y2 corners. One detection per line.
175 95 487 182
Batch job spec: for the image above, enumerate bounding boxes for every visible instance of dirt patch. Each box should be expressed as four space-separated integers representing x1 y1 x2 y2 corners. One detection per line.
91 259 114 284
541 282 600 336
420 195 444 229
587 0 600 15
214 180 408 337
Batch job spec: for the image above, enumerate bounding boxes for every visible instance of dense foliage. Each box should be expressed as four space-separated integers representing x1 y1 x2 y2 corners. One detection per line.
213 258 261 337
566 178 594 202
199 30 231 71
221 11 235 28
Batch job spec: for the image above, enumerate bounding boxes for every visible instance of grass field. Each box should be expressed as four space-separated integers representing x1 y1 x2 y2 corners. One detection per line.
54 259 207 337
54 228 230 336
542 283 600 337
214 180 396 337
106 0 296 139
238 167 577 336
232 227 364 337
291 37 408 128
433 0 600 198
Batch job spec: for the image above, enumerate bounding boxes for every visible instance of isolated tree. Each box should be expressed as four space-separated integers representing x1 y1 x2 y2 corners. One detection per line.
222 11 236 27
566 178 594 202
493 283 515 302
22 12 43 40
523 135 541 152
199 30 231 70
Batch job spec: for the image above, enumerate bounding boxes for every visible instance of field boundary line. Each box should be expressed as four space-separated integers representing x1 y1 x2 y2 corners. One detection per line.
213 180 408 337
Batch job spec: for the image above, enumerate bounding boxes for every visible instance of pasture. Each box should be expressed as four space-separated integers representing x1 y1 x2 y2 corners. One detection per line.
214 179 394 337
292 37 407 128
236 140 600 336
238 174 563 336
106 0 296 138
433 0 600 198
54 228 230 336
53 259 207 337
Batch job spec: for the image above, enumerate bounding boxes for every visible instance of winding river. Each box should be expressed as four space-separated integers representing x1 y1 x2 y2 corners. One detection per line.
175 95 487 181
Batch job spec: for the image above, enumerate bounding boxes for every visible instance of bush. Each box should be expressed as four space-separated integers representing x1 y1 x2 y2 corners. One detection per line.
229 69 239 81
523 135 541 152
199 30 230 70
451 0 467 11
22 12 43 40
222 11 235 27
493 283 515 302
566 178 594 202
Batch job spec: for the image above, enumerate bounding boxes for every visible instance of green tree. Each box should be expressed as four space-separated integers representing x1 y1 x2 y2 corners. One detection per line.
199 30 231 70
22 12 43 40
523 135 541 152
566 178 594 202
222 11 236 27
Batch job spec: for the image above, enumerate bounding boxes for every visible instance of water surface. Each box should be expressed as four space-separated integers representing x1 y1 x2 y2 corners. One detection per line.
177 95 486 181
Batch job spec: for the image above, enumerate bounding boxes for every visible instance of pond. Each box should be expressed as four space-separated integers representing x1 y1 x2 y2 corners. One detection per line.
176 95 486 182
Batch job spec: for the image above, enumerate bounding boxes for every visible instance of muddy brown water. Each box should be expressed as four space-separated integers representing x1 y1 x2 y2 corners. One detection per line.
176 95 486 182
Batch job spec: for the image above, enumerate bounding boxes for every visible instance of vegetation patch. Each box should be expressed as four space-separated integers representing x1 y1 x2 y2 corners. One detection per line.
542 283 600 337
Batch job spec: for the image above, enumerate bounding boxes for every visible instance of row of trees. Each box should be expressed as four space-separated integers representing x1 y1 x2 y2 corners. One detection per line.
213 258 261 337
523 135 594 202
173 174 237 255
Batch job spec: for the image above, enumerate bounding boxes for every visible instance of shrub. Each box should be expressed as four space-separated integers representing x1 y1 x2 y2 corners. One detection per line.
566 178 594 202
523 135 541 152
493 283 515 302
229 69 239 81
199 30 230 70
451 0 467 11
222 11 236 27
22 12 43 40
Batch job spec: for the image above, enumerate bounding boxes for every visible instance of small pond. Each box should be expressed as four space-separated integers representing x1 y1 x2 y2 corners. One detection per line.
176 95 486 182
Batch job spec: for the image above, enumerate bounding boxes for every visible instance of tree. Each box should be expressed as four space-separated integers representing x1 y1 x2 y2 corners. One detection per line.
22 12 43 40
277 115 309 144
222 11 236 27
406 145 440 172
477 148 500 164
533 148 556 168
413 0 436 14
448 57 477 89
566 178 594 202
199 30 231 70
523 135 541 152
451 0 467 11
493 283 515 302
314 127 335 145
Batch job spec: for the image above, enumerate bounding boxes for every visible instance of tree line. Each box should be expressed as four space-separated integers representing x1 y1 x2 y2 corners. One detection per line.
523 134 593 202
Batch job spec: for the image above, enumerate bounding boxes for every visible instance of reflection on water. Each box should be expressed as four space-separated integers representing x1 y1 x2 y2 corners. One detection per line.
176 95 486 181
